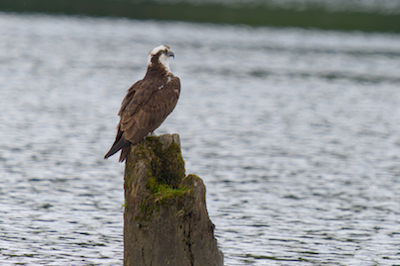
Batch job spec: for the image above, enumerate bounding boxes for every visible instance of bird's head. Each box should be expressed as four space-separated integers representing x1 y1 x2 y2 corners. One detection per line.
147 45 175 72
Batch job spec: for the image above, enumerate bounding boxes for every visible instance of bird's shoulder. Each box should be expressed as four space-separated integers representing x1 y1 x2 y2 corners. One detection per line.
166 76 181 90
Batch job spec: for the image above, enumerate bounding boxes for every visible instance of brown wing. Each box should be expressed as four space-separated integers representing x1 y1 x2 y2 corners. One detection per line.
104 76 180 162
121 76 180 143
118 80 142 116
104 80 143 160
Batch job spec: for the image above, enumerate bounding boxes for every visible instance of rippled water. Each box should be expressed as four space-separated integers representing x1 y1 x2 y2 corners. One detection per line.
1 12 400 265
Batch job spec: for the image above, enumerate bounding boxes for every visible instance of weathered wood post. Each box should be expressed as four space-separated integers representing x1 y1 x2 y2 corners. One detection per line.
123 133 224 266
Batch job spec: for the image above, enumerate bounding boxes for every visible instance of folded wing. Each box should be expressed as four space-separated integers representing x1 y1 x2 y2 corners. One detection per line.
104 77 180 162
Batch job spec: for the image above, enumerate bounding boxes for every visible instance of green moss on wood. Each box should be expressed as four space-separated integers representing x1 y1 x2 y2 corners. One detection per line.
154 184 192 206
135 182 193 221
126 135 194 222
121 199 127 210
145 136 185 188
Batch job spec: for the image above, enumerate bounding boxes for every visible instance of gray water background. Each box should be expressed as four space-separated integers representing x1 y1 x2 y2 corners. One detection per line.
1 12 400 265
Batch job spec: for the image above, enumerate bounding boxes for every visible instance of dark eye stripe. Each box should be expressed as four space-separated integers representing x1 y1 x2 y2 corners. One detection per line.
158 50 170 56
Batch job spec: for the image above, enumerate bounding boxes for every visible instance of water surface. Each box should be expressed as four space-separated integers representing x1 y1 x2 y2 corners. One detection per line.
1 13 400 265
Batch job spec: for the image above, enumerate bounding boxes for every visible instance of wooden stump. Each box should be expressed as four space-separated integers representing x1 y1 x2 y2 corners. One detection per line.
124 134 223 266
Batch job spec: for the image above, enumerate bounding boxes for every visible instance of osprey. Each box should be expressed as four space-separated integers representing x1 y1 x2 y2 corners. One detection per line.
104 45 180 162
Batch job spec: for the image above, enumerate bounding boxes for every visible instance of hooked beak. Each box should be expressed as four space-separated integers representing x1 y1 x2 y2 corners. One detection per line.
167 52 175 58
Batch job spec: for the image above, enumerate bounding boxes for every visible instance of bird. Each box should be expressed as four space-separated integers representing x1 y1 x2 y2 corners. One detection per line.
104 45 181 162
